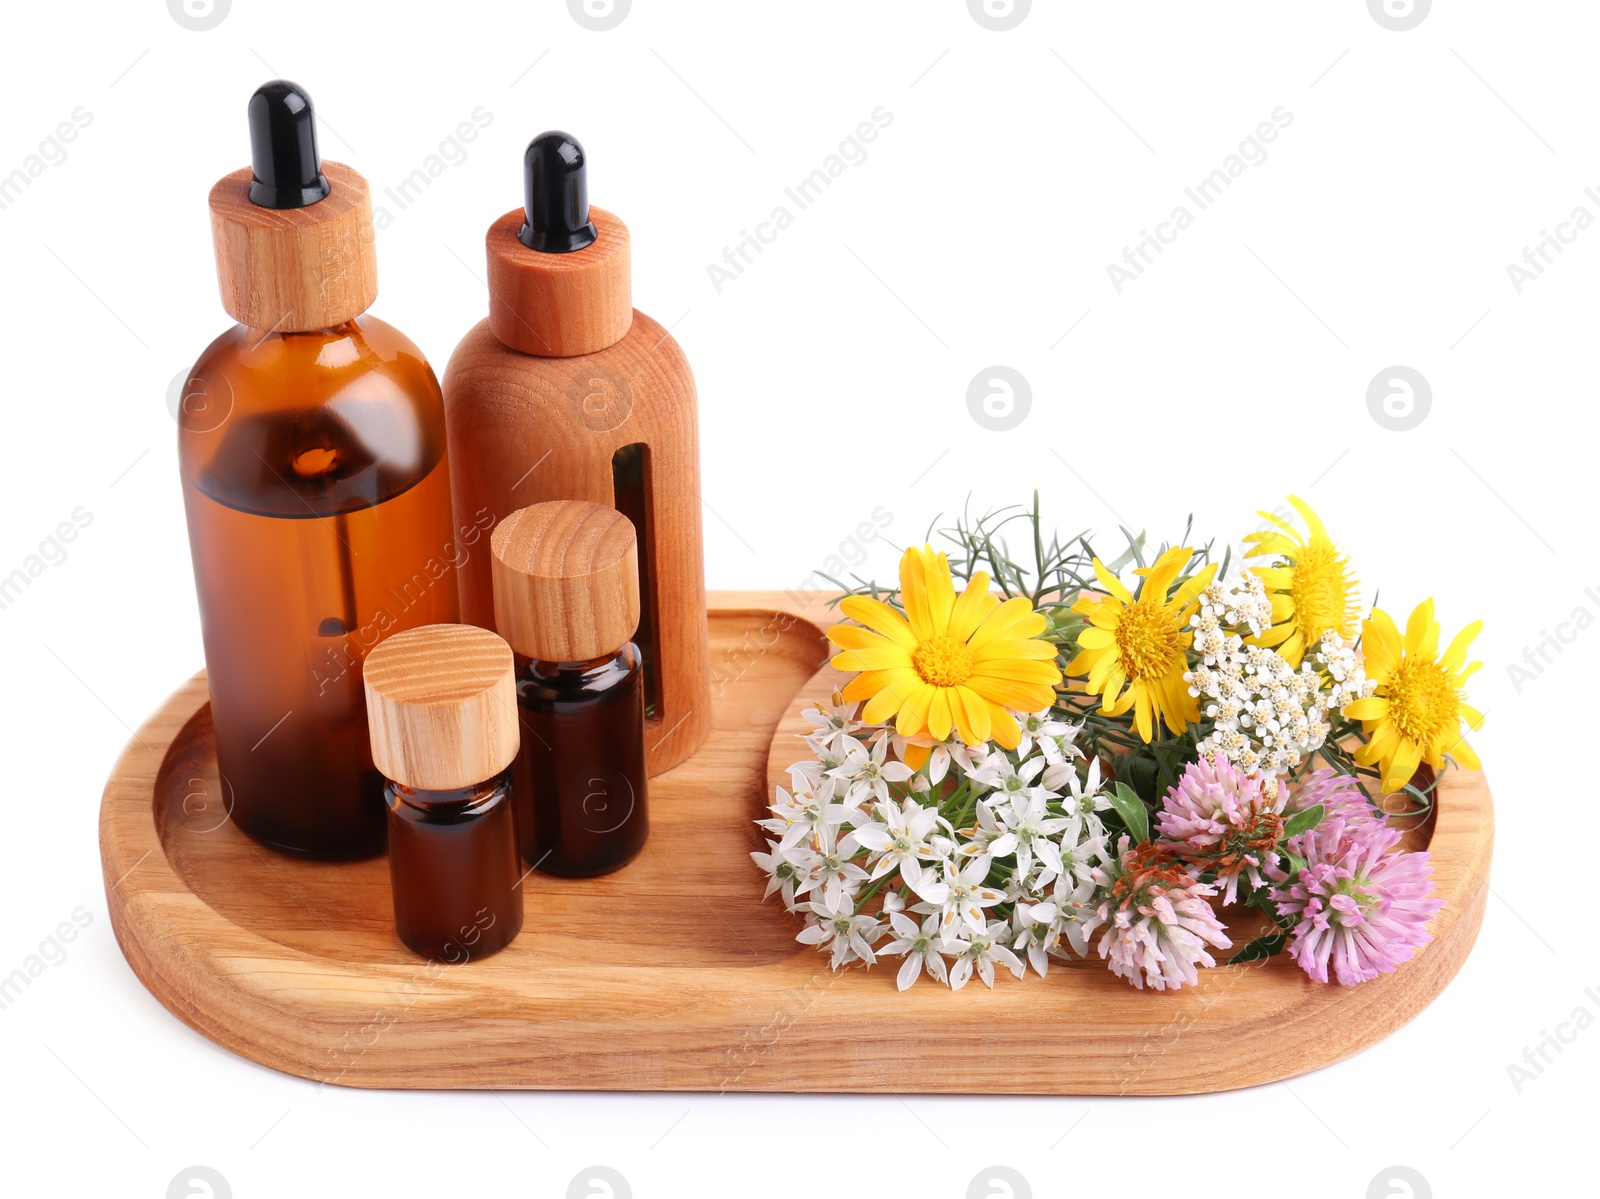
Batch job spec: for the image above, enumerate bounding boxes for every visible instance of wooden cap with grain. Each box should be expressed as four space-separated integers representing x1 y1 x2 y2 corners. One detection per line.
363 624 518 791
485 206 633 357
491 501 640 661
209 160 378 331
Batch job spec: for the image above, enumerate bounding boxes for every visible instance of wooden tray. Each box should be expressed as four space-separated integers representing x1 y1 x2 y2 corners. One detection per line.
100 592 1493 1094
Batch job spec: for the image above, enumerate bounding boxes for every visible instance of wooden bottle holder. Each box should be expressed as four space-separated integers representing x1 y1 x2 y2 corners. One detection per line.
445 207 711 776
99 594 1492 1094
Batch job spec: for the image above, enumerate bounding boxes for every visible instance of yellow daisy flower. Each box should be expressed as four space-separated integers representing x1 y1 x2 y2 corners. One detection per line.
1066 546 1217 743
1245 495 1361 667
1344 599 1484 792
826 546 1062 750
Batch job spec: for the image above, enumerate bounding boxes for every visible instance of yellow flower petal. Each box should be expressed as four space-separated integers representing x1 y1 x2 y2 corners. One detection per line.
927 688 953 741
837 595 919 651
946 570 999 643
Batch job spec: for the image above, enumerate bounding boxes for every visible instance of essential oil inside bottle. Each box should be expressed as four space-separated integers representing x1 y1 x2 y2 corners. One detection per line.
512 647 649 876
385 773 522 961
181 81 459 858
363 623 524 962
490 500 651 876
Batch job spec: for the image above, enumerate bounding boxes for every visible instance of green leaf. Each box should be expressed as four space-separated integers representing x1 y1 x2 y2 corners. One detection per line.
1281 803 1324 839
1280 849 1306 877
1108 782 1150 845
1230 933 1287 964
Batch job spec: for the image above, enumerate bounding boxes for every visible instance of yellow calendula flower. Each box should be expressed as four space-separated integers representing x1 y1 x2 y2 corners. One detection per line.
1066 546 1217 743
1345 599 1484 793
826 545 1061 750
1245 495 1361 667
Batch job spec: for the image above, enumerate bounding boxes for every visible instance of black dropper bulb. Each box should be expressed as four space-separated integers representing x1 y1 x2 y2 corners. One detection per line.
247 80 331 210
519 131 597 253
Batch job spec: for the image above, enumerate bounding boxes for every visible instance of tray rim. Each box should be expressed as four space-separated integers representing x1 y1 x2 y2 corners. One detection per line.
99 591 1493 1095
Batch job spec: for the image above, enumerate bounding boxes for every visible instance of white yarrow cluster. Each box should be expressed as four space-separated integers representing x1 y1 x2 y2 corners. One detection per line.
753 699 1118 991
1184 575 1375 798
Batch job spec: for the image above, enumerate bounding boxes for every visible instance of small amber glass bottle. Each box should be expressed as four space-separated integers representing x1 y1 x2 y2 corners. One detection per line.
491 501 650 876
363 624 523 961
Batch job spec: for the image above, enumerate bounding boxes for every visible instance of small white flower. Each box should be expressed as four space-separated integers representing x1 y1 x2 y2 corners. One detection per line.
989 791 1072 879
801 695 864 741
749 838 805 907
1012 708 1074 758
783 824 868 909
972 753 1057 806
795 891 882 969
852 797 945 883
756 785 858 851
881 909 953 991
1046 757 1112 838
828 734 915 807
930 855 1007 936
947 919 1025 990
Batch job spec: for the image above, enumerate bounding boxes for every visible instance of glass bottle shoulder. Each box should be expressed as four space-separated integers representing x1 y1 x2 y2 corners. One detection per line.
178 315 447 516
514 643 641 710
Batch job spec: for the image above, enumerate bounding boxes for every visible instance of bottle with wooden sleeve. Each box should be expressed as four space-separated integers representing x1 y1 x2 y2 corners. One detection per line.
364 623 523 961
491 501 650 877
180 80 459 859
443 131 710 777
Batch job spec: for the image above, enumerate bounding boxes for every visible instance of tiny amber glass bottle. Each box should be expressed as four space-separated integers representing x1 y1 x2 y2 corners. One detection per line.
385 771 522 961
491 500 651 877
363 623 523 962
513 646 649 876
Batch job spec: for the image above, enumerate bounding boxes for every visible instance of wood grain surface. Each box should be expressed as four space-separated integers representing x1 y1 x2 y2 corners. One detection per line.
99 594 1492 1093
442 306 711 776
208 160 378 331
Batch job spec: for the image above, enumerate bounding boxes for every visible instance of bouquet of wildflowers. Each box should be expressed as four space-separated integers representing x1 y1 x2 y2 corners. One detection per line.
753 497 1480 992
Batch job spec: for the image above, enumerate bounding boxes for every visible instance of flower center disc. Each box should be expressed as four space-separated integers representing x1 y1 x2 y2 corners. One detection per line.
912 634 974 687
1114 600 1181 680
1385 655 1458 745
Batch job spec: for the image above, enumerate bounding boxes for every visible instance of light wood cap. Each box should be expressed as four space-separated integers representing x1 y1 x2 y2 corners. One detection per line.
363 624 518 791
210 159 378 332
485 206 632 357
491 501 640 661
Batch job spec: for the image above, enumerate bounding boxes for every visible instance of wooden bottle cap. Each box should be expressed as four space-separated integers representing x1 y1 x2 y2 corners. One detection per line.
363 624 518 791
209 160 378 331
491 501 640 661
484 206 632 357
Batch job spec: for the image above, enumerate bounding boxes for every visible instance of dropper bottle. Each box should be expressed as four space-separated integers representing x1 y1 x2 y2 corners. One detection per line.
179 80 460 859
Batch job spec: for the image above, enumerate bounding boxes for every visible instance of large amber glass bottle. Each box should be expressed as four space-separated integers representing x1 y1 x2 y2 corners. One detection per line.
180 81 459 858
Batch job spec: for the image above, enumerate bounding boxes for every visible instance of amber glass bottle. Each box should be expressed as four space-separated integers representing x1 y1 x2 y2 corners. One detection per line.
364 624 523 961
181 81 459 858
491 501 650 876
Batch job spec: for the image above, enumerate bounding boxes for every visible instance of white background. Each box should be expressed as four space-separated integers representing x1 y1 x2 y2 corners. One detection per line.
0 1 1589 1195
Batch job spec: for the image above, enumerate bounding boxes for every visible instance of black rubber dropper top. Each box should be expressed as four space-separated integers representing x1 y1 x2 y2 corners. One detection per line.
247 80 331 209
519 131 597 253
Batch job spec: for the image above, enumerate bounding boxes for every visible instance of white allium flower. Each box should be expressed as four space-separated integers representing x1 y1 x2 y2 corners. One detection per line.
782 824 867 909
1045 756 1112 838
852 797 944 883
946 919 1025 990
801 695 864 741
795 890 882 969
827 733 914 808
987 792 1072 879
928 855 1007 936
1012 708 1076 758
1013 872 1101 974
749 839 805 908
881 909 954 991
971 752 1057 805
756 785 856 851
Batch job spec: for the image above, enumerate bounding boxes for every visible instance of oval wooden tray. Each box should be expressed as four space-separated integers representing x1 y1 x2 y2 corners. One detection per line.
100 593 1492 1094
